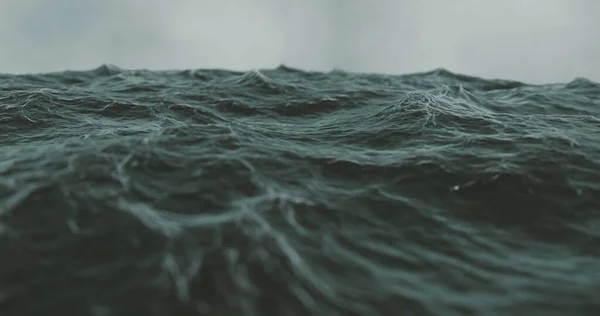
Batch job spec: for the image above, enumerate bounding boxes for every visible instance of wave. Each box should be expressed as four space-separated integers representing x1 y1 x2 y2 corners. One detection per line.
1 65 600 315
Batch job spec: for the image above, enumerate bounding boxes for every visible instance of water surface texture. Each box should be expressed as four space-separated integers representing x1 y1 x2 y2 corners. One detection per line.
1 65 600 316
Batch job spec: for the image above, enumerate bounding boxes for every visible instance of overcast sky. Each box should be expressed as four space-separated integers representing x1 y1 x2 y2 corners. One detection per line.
0 0 598 83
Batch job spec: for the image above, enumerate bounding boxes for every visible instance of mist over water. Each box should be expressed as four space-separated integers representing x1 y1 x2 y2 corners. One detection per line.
1 0 600 83
1 65 599 315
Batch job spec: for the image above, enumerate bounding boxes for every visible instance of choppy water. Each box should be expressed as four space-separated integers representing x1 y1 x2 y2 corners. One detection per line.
1 65 600 316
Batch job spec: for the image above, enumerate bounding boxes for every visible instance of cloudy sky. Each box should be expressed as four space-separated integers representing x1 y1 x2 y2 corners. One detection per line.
0 0 598 83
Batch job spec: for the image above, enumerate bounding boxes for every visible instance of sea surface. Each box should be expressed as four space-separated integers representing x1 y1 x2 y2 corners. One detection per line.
1 65 599 316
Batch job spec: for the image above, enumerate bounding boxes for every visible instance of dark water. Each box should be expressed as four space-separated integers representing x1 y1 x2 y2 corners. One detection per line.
1 64 600 316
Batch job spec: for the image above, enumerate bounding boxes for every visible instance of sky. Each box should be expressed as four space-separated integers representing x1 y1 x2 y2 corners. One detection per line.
0 0 598 83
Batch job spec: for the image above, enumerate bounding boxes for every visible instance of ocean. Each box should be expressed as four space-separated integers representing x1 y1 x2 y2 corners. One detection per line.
1 64 599 315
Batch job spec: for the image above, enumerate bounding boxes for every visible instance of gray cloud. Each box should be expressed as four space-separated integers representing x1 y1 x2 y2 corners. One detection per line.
0 0 598 83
